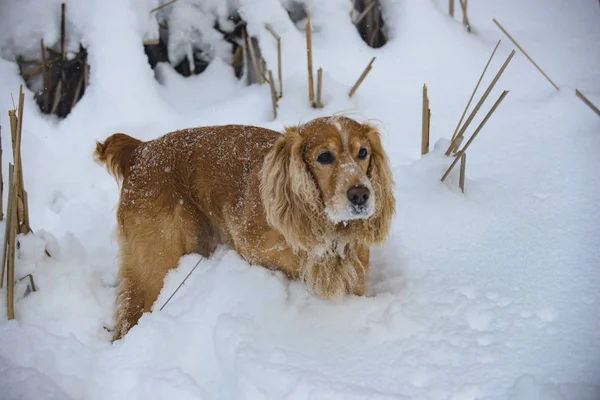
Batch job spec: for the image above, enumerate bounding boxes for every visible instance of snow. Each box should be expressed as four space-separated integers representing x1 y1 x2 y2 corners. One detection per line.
1 0 600 399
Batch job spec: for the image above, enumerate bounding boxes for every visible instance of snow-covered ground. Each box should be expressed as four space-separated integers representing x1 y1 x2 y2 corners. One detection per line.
1 0 599 399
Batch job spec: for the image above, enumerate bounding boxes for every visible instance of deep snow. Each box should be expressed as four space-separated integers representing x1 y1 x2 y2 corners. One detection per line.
0 0 599 399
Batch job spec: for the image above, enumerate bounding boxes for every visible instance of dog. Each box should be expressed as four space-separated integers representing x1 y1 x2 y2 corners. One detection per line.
94 116 395 341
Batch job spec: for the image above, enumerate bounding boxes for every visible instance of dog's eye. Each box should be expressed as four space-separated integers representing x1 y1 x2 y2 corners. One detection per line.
357 147 368 160
317 151 334 164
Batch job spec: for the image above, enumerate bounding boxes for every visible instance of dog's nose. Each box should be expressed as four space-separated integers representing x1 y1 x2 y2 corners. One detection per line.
347 185 370 206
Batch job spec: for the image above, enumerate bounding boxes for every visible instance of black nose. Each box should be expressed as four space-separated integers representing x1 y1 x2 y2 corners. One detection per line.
347 185 370 206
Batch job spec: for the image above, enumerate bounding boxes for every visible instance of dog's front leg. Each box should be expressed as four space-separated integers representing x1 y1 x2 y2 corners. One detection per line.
351 245 370 296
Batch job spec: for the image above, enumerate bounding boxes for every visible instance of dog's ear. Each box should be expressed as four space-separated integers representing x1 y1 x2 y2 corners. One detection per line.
260 126 325 250
364 124 395 244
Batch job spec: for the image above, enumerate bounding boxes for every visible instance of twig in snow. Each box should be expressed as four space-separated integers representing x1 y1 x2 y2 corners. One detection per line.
446 50 515 155
449 0 455 17
421 84 430 156
150 0 178 13
242 30 249 85
50 80 63 116
306 10 315 104
449 39 501 146
442 90 509 182
0 164 14 289
354 1 376 26
231 45 243 68
40 39 50 114
22 190 30 236
493 19 559 91
369 4 382 47
246 30 264 84
268 69 278 119
575 89 600 118
15 87 30 235
459 0 471 32
0 125 3 222
315 67 324 108
19 274 36 292
159 258 203 311
71 76 84 109
459 152 466 193
265 24 283 98
348 57 375 98
61 3 66 60
5 163 16 319
84 55 89 88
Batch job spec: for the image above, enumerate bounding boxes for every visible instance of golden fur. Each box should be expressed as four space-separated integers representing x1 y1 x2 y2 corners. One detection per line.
94 116 395 341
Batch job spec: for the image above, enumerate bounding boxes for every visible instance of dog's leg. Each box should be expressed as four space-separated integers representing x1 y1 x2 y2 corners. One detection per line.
112 269 145 342
112 205 200 341
352 245 370 296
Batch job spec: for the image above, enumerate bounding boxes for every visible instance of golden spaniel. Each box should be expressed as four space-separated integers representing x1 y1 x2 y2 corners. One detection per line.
94 116 395 341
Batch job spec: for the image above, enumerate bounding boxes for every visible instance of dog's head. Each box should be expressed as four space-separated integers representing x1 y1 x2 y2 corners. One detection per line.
260 116 395 251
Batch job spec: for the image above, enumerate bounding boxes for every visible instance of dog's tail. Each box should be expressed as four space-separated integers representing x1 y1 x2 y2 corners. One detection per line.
94 133 143 182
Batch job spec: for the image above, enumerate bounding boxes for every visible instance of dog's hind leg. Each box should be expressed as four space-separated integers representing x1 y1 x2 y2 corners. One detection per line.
111 204 200 341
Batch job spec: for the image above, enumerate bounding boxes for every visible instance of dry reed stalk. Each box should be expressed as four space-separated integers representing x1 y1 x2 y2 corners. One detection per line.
12 99 21 234
452 135 464 154
22 65 44 79
242 30 249 85
84 56 89 88
61 3 66 60
6 94 21 319
459 0 471 32
40 39 50 113
449 0 454 17
459 152 466 192
259 57 266 82
150 0 178 13
13 87 30 235
246 31 263 84
446 49 515 155
6 168 16 320
260 71 270 84
492 19 559 91
160 258 203 311
315 67 324 108
22 190 30 235
16 87 24 144
50 80 63 115
268 69 278 119
265 24 283 98
449 39 501 146
0 126 3 222
19 274 36 292
348 56 375 98
354 1 376 26
143 39 160 46
15 88 25 192
231 45 243 68
421 84 430 155
369 3 382 47
71 76 83 109
441 90 509 182
575 89 600 118
0 164 14 289
306 10 315 103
